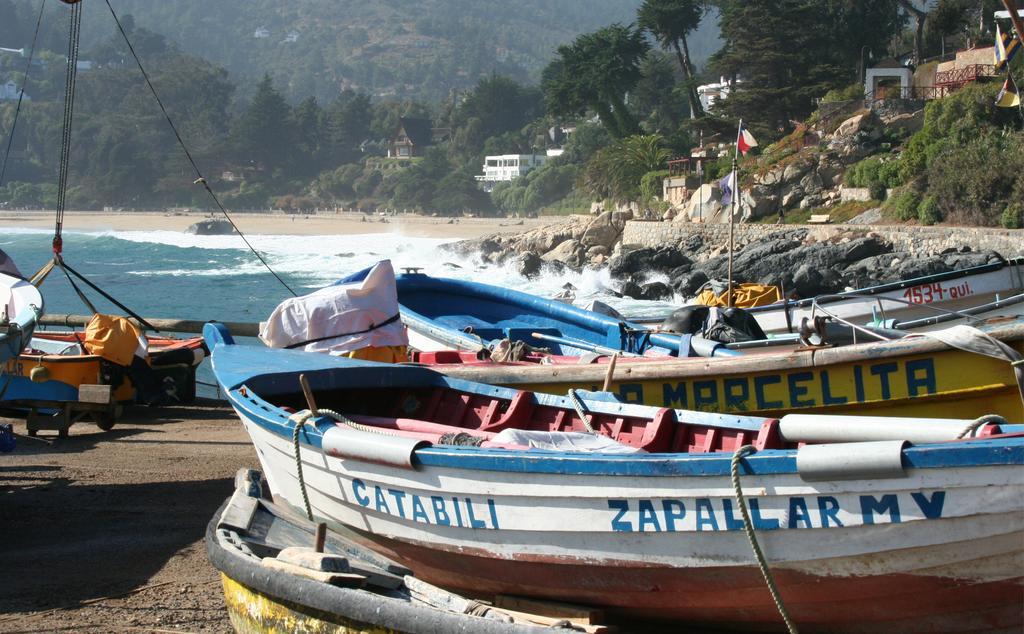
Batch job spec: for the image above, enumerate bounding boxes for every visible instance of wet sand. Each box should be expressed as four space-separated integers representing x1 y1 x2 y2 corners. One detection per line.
2 210 555 239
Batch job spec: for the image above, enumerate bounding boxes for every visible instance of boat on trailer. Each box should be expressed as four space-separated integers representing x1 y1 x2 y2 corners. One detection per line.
0 272 43 365
206 322 1024 632
1 331 207 434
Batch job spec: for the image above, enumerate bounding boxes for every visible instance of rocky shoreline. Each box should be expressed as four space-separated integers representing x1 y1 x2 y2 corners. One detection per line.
447 214 1008 302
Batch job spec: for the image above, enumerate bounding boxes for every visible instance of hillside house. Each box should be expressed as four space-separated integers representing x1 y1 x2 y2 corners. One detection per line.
475 154 547 192
0 80 29 101
388 117 437 159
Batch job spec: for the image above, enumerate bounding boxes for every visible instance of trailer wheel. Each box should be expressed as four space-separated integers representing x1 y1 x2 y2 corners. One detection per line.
95 412 116 431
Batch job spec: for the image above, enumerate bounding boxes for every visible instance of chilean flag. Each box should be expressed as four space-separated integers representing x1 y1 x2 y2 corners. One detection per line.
737 124 758 155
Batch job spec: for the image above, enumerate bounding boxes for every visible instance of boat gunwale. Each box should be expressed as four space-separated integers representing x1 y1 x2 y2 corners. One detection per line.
222 375 1024 478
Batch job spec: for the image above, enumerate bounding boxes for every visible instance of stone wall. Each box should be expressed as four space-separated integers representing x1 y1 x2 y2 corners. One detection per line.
620 220 1024 258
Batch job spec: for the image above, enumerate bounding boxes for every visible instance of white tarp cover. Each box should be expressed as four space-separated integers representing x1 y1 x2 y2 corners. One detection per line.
260 260 408 354
492 428 645 454
911 324 1024 407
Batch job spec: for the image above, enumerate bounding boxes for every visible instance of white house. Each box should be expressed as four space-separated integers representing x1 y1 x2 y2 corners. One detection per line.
697 76 742 112
0 80 29 101
254 27 270 39
475 154 547 192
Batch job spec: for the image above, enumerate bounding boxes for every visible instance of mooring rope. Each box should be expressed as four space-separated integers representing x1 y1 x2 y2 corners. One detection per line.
956 414 1008 439
289 407 396 521
0 0 46 190
730 445 798 634
103 0 296 297
566 388 596 433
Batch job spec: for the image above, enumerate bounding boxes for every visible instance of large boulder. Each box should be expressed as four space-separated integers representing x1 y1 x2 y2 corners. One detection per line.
541 239 583 268
609 246 691 279
580 211 622 249
514 252 543 278
782 159 813 183
682 184 722 222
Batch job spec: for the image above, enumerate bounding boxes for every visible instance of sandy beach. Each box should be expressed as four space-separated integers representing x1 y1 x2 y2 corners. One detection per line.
2 210 558 239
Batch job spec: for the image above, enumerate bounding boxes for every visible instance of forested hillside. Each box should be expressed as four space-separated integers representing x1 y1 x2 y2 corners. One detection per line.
1 0 718 103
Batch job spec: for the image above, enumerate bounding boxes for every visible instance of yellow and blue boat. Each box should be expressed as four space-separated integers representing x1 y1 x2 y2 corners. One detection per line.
432 318 1024 421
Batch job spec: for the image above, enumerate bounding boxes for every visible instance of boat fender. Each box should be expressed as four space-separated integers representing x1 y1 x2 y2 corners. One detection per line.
29 364 50 382
322 424 429 469
796 440 907 482
780 414 1003 444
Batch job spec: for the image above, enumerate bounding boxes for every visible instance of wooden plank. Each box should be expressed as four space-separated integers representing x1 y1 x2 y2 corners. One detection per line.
488 607 616 633
39 313 260 336
261 557 366 587
78 384 112 405
494 595 605 625
219 491 259 533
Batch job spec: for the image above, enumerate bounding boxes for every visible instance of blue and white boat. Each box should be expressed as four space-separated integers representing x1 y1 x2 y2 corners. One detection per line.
206 321 1024 632
1 271 43 365
338 269 692 358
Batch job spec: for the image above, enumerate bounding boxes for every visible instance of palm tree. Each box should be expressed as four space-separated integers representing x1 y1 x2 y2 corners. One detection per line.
637 0 705 118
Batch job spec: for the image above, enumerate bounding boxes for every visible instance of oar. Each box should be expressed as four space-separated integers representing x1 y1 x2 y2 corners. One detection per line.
528 332 641 357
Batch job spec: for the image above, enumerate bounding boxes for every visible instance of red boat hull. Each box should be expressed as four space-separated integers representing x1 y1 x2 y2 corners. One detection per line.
355 531 1023 632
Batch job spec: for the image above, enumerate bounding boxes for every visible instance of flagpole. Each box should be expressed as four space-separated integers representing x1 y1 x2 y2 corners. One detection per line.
727 119 741 309
698 129 704 223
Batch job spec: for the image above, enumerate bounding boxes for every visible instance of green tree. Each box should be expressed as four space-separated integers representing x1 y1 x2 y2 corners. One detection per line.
452 75 543 150
291 96 324 177
582 133 669 202
541 24 650 138
712 1 845 136
231 74 293 176
636 0 705 118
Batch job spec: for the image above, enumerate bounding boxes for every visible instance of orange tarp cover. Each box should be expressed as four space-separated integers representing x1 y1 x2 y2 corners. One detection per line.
695 284 782 309
83 314 144 366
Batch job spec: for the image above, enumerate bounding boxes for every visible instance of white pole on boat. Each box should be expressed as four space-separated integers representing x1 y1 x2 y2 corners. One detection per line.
727 120 741 308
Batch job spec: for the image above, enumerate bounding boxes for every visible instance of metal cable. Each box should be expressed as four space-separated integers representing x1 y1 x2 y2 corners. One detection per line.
0 0 46 190
103 0 296 297
730 445 798 634
53 1 83 254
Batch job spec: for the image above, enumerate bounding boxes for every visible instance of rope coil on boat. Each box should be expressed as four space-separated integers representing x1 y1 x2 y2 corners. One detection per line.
956 414 1008 439
730 445 798 634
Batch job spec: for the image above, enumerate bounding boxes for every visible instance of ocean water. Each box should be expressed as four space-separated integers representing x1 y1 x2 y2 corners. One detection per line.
2 228 676 396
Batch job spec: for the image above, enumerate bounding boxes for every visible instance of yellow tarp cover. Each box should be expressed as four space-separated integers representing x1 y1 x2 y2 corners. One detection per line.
344 345 407 363
84 314 143 366
695 284 782 309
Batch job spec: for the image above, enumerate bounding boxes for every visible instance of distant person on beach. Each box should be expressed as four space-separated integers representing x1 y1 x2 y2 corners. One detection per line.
0 249 23 278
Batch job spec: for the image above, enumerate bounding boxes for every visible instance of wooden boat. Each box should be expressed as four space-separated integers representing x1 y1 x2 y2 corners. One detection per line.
1 331 207 433
209 469 588 633
0 272 43 365
206 322 1024 632
352 270 688 357
707 256 1024 336
430 318 1024 421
